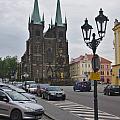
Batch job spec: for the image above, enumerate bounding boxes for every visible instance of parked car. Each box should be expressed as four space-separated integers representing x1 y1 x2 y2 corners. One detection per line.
73 81 91 92
104 84 120 96
36 84 50 97
28 83 37 94
0 82 9 89
0 88 44 120
0 83 37 102
42 86 66 100
10 84 37 102
22 81 36 92
14 82 23 88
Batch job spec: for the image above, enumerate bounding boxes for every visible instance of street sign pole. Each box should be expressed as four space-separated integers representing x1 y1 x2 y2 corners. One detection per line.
92 54 100 120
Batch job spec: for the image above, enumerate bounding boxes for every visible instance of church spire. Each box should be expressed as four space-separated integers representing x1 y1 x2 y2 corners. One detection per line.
31 0 41 24
55 0 62 26
51 18 53 26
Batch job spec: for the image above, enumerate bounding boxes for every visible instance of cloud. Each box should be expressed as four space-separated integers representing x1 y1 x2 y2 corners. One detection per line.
0 0 119 64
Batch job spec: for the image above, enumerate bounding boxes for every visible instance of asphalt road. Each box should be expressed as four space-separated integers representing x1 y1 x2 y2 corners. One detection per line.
36 85 120 120
61 85 120 118
0 115 52 120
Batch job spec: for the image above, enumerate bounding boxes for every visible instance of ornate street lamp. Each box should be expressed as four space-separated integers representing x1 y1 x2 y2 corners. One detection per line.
81 8 109 120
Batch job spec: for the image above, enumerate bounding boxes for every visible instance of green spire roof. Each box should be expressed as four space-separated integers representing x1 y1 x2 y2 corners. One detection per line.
55 0 62 26
42 13 44 22
31 0 41 24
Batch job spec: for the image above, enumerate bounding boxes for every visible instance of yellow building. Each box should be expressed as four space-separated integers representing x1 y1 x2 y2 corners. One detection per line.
112 64 120 85
70 54 112 83
112 19 120 85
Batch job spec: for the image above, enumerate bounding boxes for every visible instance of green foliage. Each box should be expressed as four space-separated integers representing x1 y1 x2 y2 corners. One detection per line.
0 56 18 79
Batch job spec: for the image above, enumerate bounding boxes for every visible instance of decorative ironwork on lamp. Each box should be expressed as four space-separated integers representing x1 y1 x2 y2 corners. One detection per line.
81 8 109 120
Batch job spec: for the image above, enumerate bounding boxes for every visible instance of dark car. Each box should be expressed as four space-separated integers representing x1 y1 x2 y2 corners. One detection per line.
42 86 66 101
36 84 50 97
104 85 120 96
73 81 91 92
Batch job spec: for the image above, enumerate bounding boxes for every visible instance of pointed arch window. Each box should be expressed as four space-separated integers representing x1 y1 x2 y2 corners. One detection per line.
59 31 63 38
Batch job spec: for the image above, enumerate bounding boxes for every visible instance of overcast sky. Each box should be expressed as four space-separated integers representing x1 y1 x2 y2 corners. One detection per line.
0 0 119 64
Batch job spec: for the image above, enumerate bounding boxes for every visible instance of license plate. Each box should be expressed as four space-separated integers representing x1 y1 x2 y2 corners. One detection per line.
35 116 41 119
57 95 62 97
115 92 119 93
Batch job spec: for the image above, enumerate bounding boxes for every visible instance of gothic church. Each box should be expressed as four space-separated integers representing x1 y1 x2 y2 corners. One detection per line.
21 0 70 82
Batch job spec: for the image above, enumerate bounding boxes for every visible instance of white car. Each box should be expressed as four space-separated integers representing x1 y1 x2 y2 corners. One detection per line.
28 84 37 94
0 89 44 120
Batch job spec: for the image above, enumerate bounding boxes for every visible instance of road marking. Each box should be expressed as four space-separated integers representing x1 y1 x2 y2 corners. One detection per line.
63 107 94 111
47 100 120 120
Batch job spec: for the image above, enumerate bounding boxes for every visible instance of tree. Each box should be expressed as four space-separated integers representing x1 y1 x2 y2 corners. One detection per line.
0 56 18 81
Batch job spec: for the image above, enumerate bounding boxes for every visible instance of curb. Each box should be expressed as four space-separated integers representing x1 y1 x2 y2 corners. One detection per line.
44 112 59 120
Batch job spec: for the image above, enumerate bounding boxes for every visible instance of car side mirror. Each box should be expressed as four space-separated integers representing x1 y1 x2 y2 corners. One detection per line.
61 89 63 91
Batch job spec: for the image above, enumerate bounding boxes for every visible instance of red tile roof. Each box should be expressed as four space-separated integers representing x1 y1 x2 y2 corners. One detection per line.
70 54 112 64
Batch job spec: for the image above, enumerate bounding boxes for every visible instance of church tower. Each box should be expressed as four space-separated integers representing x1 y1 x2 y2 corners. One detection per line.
21 0 70 82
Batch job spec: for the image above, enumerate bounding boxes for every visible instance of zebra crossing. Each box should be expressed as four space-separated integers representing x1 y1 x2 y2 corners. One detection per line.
47 100 120 120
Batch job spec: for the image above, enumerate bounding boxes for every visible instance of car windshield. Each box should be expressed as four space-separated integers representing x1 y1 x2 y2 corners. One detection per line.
48 86 61 91
6 90 30 101
8 85 26 93
30 84 37 88
26 81 35 85
112 85 120 88
39 84 49 89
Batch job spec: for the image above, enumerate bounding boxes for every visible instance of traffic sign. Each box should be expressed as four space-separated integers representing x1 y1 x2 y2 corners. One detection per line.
91 54 100 72
90 72 100 80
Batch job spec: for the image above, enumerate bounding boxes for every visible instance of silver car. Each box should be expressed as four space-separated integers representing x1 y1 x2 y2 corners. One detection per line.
0 89 44 120
8 84 37 102
0 83 37 102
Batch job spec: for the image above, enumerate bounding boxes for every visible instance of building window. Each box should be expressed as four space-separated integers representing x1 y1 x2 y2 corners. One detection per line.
101 65 104 69
59 31 63 38
88 64 90 68
101 71 104 75
106 65 109 69
107 71 109 75
82 64 84 67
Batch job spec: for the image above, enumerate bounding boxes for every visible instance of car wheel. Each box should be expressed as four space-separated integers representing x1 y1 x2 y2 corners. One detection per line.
47 95 50 101
42 94 44 99
10 109 22 120
108 92 111 96
73 87 75 91
62 97 66 101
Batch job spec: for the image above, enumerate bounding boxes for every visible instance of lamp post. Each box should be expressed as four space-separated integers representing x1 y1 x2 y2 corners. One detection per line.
23 73 29 90
81 8 109 120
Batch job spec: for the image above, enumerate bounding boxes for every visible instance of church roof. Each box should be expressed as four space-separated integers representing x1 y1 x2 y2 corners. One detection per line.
55 0 63 26
31 0 41 24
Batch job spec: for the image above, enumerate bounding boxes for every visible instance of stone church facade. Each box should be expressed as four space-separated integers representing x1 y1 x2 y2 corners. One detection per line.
20 0 70 82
